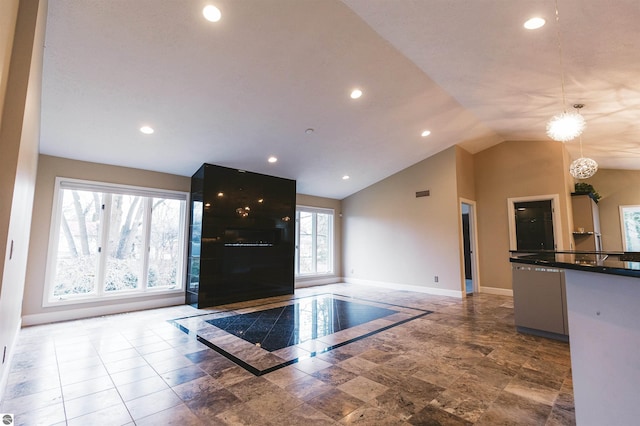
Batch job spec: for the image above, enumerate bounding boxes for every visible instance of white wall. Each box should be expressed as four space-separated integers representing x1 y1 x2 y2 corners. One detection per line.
342 146 463 297
0 0 47 401
565 269 640 425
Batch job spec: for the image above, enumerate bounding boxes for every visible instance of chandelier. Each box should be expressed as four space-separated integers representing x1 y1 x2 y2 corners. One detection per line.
546 0 585 142
570 157 598 179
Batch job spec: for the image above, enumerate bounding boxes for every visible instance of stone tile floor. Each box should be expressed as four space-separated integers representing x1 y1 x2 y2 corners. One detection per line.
0 283 575 425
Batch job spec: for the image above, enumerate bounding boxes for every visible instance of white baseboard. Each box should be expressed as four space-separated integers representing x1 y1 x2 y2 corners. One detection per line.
21 295 186 326
479 286 513 297
345 277 463 298
0 319 22 402
295 276 342 288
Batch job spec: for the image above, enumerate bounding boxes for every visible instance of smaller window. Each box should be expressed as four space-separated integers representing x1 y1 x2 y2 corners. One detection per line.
295 207 334 276
620 205 640 251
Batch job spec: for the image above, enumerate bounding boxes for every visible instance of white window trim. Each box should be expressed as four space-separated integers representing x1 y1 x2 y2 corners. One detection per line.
295 205 335 278
43 177 189 307
619 205 640 252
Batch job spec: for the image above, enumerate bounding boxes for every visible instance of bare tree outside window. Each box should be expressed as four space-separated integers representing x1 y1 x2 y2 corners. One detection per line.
48 181 186 303
295 208 333 276
621 206 640 251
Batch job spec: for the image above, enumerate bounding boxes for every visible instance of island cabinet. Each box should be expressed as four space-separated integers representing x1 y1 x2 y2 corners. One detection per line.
571 193 601 251
512 263 568 340
509 252 640 425
187 163 296 308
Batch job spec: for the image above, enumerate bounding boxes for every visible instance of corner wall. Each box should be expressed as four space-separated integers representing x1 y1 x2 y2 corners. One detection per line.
581 169 640 251
0 0 47 401
342 146 463 297
22 155 191 325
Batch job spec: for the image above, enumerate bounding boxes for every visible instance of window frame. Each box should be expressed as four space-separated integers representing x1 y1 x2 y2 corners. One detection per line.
619 205 640 252
295 205 334 277
43 177 189 307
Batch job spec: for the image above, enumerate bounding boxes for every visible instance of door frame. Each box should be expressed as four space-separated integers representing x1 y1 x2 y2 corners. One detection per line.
459 198 480 294
507 194 564 251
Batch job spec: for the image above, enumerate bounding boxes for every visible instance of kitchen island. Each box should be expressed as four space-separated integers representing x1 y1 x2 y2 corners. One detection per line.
510 251 640 426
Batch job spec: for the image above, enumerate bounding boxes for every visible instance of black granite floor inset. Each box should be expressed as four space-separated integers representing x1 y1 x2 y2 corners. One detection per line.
206 296 395 351
169 293 432 375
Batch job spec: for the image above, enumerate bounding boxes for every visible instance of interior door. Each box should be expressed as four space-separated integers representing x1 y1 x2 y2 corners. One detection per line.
514 200 555 250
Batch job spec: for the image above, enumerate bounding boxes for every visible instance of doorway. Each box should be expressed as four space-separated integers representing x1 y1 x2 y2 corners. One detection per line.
508 195 563 251
514 200 554 250
460 199 479 295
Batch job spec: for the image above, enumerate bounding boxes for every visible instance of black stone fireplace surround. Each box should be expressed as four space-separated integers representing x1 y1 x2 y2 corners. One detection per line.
187 164 296 308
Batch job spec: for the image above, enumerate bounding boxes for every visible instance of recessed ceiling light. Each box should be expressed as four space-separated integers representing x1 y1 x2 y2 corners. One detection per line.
342 175 350 180
305 128 314 134
268 156 278 163
203 5 222 22
217 192 224 197
140 126 154 134
350 89 363 99
421 130 431 137
524 17 545 30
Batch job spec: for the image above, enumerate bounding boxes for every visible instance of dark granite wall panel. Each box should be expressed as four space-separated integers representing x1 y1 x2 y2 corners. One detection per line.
186 164 296 308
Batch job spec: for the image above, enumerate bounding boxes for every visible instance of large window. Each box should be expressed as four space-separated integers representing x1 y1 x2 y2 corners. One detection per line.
45 178 187 305
295 206 334 276
620 205 640 251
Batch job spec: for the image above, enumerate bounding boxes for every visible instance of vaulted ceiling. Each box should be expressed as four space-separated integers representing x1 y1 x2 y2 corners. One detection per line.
40 0 640 199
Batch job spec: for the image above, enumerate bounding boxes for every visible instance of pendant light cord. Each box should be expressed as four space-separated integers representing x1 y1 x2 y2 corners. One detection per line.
579 135 584 157
554 0 568 113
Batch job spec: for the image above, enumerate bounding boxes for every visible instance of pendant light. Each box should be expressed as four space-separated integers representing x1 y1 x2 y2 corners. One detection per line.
569 105 598 179
546 0 585 142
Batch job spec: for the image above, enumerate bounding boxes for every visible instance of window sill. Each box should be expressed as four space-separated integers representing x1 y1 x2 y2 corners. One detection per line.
43 288 185 308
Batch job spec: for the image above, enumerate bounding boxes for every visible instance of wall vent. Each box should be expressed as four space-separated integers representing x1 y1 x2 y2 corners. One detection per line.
416 190 430 198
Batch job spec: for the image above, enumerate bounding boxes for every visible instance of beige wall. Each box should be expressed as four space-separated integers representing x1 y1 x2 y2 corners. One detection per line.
342 146 463 295
0 0 19 125
295 193 343 283
474 140 574 290
22 155 191 324
456 146 476 291
0 0 46 400
23 157 341 322
456 146 476 201
581 169 640 251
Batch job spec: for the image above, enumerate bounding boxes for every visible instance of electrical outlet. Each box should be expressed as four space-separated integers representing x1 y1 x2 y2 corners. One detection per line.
434 275 439 283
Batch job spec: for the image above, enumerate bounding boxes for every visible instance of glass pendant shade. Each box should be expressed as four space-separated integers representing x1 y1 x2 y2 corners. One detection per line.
546 111 586 142
570 157 598 179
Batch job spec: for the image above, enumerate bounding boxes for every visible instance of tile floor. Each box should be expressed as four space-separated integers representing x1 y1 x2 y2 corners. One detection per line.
171 293 431 375
0 283 575 425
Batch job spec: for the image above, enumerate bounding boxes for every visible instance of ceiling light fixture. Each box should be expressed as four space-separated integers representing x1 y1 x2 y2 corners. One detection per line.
305 128 314 134
546 0 584 142
569 105 598 179
140 126 154 134
350 89 362 99
524 17 546 30
203 5 222 22
268 156 278 163
421 130 431 137
342 175 350 180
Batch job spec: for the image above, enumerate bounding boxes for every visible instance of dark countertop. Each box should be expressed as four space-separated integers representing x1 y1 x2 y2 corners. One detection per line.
510 251 640 279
